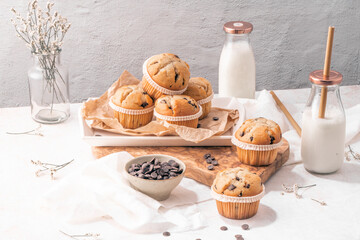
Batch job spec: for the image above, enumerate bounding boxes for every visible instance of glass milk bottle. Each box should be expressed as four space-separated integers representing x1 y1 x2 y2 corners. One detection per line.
219 21 256 98
301 70 345 173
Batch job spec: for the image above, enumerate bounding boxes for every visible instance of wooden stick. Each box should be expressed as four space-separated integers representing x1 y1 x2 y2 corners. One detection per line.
318 26 335 118
270 91 302 136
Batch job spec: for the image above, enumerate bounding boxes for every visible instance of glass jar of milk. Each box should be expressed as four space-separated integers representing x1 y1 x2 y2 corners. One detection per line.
301 70 345 173
219 21 255 98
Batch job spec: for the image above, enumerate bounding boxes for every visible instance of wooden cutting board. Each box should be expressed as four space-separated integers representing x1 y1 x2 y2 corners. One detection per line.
92 139 289 186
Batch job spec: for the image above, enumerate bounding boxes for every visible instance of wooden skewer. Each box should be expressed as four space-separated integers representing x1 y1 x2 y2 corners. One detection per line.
318 26 335 118
270 91 302 136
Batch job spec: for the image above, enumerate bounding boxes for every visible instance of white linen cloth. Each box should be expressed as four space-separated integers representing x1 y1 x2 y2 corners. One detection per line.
43 151 210 233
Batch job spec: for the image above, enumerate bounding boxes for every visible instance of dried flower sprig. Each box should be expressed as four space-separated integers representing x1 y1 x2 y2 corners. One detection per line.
59 230 101 240
11 1 71 56
11 1 71 111
345 145 360 161
311 198 327 206
282 184 316 199
31 159 74 180
6 124 43 136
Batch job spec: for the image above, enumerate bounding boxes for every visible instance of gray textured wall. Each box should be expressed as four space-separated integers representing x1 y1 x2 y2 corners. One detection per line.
0 0 359 107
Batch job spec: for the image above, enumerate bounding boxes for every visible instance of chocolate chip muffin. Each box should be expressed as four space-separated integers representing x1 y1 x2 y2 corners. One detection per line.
142 53 190 99
182 77 213 119
109 85 154 129
154 95 202 128
235 117 281 145
212 167 262 197
232 117 283 166
211 167 264 219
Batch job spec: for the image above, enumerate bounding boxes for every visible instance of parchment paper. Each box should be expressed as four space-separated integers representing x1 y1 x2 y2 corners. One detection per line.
82 70 239 143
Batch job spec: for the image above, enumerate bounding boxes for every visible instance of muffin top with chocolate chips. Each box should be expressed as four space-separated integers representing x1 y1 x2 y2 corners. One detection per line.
212 167 262 197
183 77 213 101
235 117 282 145
144 53 190 91
111 85 154 110
155 95 200 117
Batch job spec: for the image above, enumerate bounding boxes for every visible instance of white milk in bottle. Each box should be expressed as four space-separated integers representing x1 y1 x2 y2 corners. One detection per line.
219 21 256 99
301 70 345 173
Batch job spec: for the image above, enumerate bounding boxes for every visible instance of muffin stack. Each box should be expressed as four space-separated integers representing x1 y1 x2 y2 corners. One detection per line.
109 53 214 129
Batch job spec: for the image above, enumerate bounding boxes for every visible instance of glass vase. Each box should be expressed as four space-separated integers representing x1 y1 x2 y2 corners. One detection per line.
28 53 70 124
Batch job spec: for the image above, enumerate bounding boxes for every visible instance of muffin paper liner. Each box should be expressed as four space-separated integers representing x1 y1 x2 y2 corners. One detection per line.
142 58 187 95
197 92 214 105
231 136 283 151
154 105 202 122
211 185 265 203
109 97 155 115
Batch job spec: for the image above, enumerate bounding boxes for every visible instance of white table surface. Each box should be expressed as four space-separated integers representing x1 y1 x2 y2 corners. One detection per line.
1 85 360 240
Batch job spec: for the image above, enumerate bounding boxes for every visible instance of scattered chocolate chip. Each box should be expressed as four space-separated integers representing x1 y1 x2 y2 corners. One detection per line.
208 165 214 170
212 160 219 166
182 79 185 85
236 176 240 181
213 117 219 121
197 123 201 128
163 231 171 237
240 131 245 137
239 191 243 197
206 158 212 164
168 106 172 109
241 224 249 230
235 234 244 240
169 84 173 88
246 184 250 188
175 73 179 82
140 102 148 108
174 55 179 58
250 136 253 141
204 153 211 159
270 135 275 144
142 91 147 95
220 226 228 231
228 184 236 191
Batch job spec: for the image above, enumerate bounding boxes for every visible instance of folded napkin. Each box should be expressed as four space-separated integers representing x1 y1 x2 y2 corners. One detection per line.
42 152 210 233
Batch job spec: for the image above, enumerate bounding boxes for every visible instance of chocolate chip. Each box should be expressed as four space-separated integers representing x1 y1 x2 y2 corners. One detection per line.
175 73 179 82
240 131 245 137
213 117 219 121
168 106 172 109
188 100 192 105
163 231 171 237
197 123 201 128
206 158 212 164
239 191 243 197
212 160 219 166
250 136 253 141
236 177 240 181
228 184 236 191
208 165 214 170
270 135 275 144
241 224 249 230
204 153 211 159
246 184 250 188
220 226 228 231
182 79 185 85
174 55 179 58
235 234 244 240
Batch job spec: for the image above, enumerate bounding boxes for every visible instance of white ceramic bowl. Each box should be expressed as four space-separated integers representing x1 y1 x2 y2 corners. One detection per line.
124 154 186 201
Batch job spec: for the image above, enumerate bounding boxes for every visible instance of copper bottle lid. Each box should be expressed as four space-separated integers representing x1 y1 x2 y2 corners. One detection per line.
223 21 253 34
309 70 343 86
